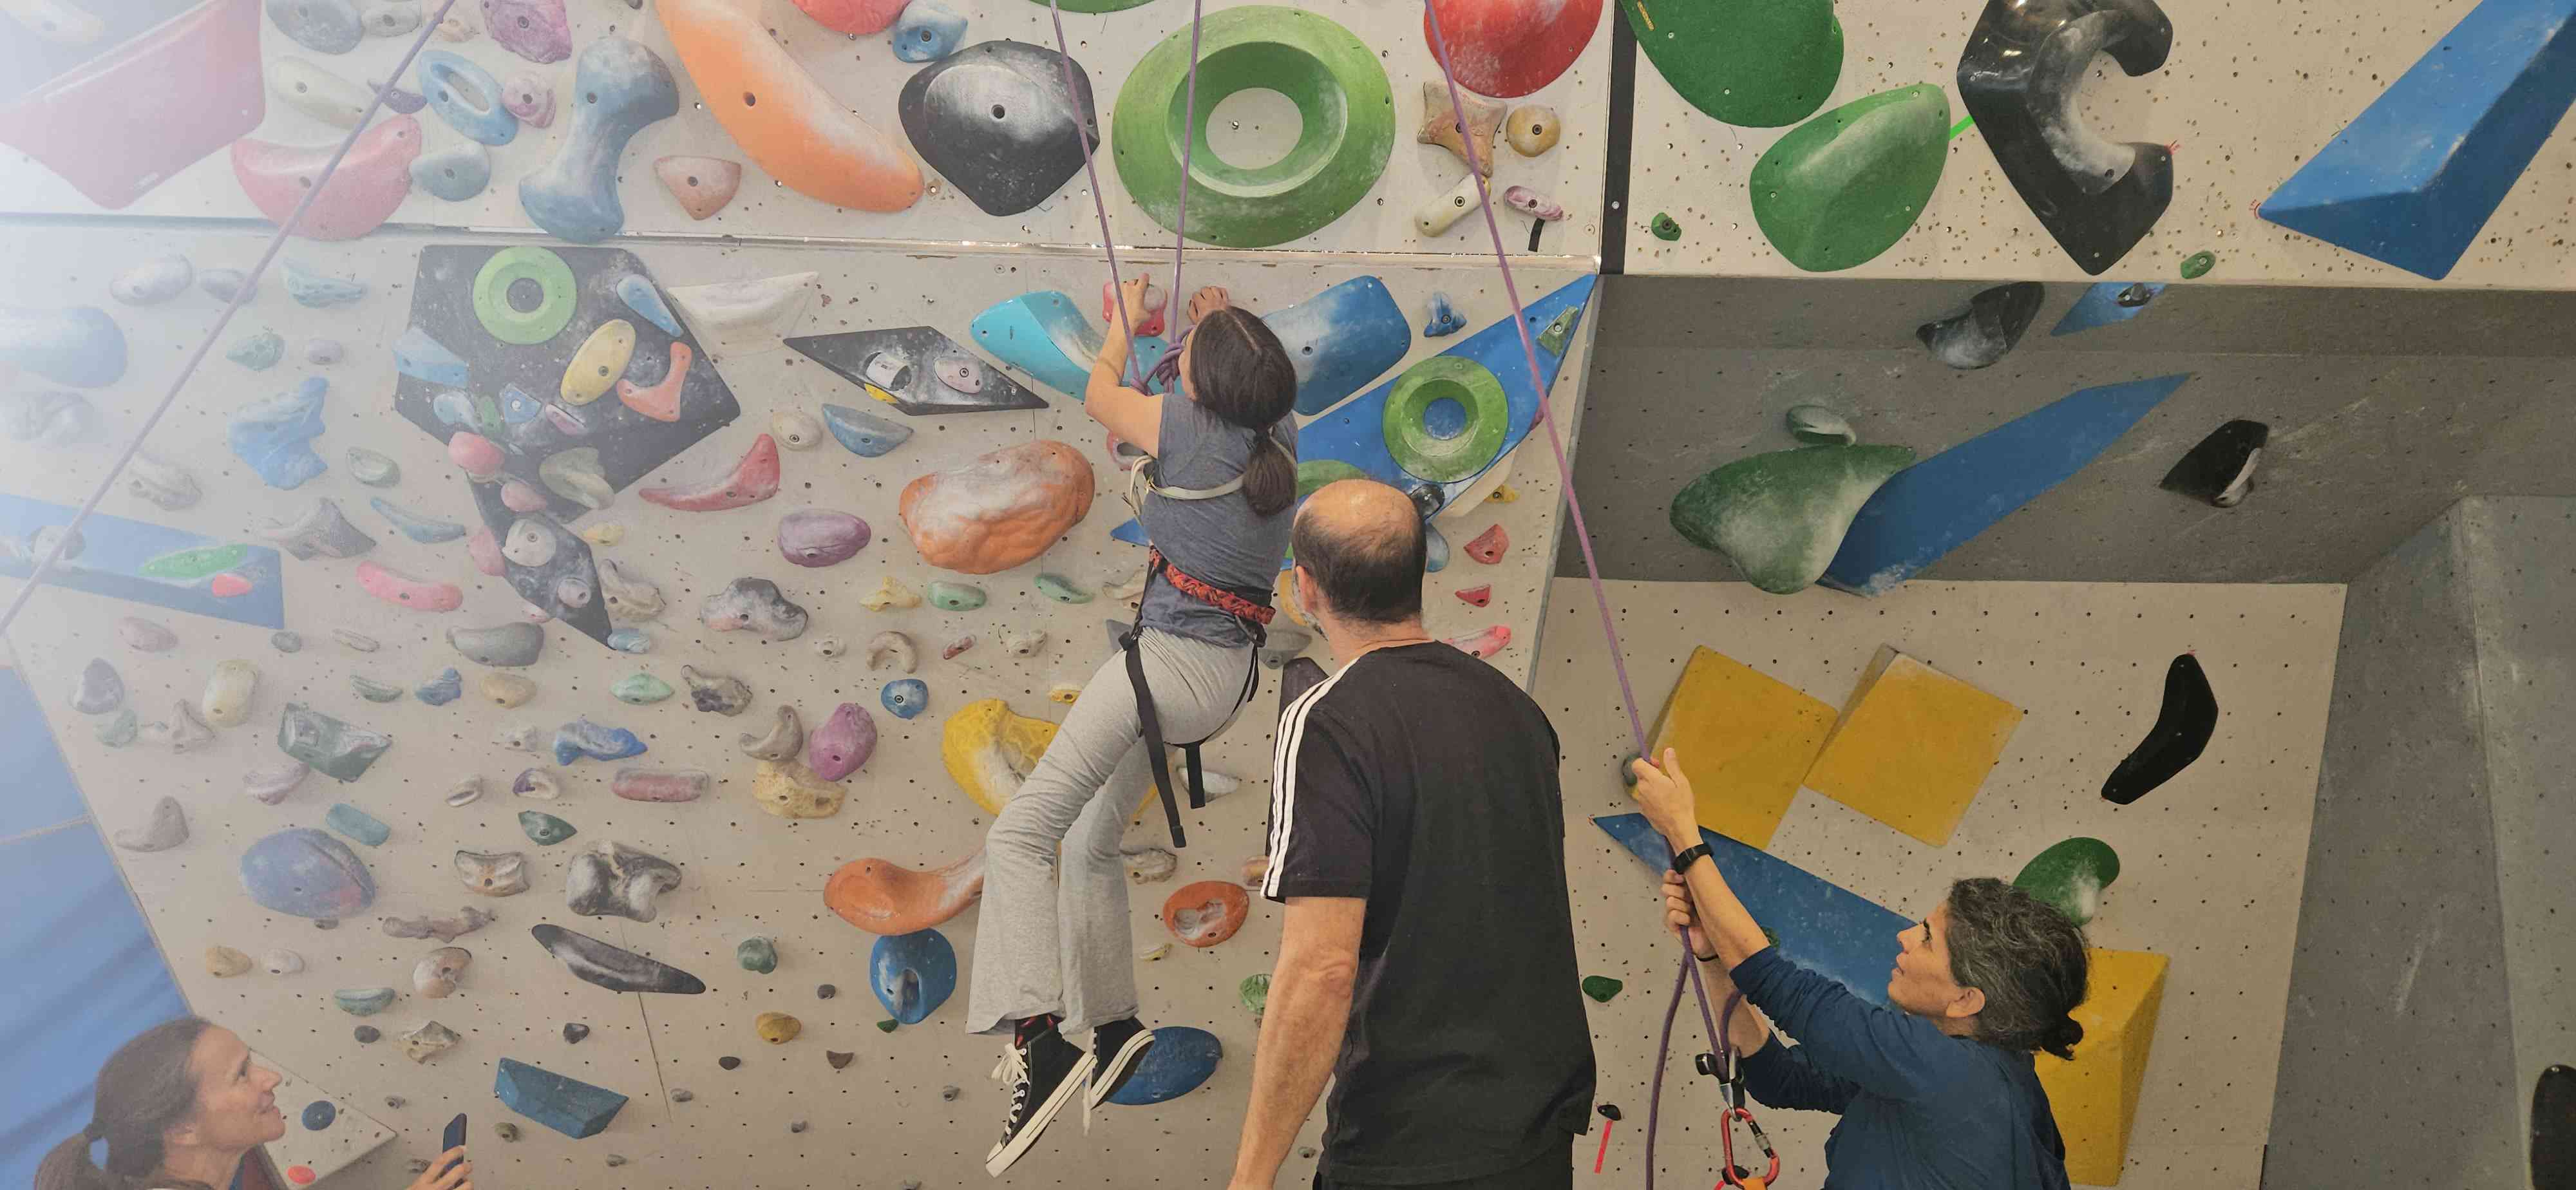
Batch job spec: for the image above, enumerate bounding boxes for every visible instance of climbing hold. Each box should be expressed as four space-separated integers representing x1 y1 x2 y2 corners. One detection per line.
1650 212 1681 241
899 441 1094 574
2050 280 2166 336
1450 585 1493 609
1003 631 1046 658
1918 281 2045 370
942 636 974 659
565 840 683 921
1824 375 2190 596
1751 84 1947 272
325 802 392 847
278 704 392 782
1 305 126 388
752 759 847 818
412 669 465 707
470 247 575 345
666 274 819 361
1115 7 1392 247
118 455 199 511
2161 420 2268 508
513 768 560 800
354 560 464 613
1423 292 1466 338
369 497 464 545
70 659 124 715
493 1058 627 1140
776 509 871 569
641 434 780 511
456 849 529 897
200 659 258 727
117 618 180 653
383 907 497 942
1670 445 1917 594
241 827 377 918
413 946 471 997
1105 1025 1221 1106
95 709 139 748
450 621 547 666
1423 0 1599 98
520 810 578 845
200 269 256 304
0 391 95 446
616 341 694 422
560 1022 590 1044
683 665 753 715
284 260 366 308
1260 627 1313 670
556 321 637 408
2179 251 2215 280
1163 881 1250 948
361 0 419 36
1580 976 1624 1003
823 851 985 935
611 768 710 804
594 558 663 623
207 946 254 977
307 339 348 367
926 581 985 611
111 256 193 306
869 929 956 1024
336 988 397 1015
757 1012 802 1044
609 672 672 706
1416 173 1482 238
606 628 651 653
1033 574 1092 605
1123 845 1179 884
418 51 518 145
1959 0 2173 274
535 923 706 993
227 330 285 371
493 1122 519 1140
653 156 742 220
227 377 330 489
2103 654 2216 806
112 796 189 852
865 632 918 674
554 719 647 764
246 761 310 804
400 1021 460 1063
699 577 811 641
1786 406 1858 447
738 937 779 973
2014 837 2121 925
393 328 471 392
793 328 1045 418
1464 524 1508 564
1505 104 1559 156
815 405 914 462
502 71 554 126
819 985 838 1000
1240 973 1271 1018
807 702 878 780
964 290 1168 400
265 0 362 52
352 677 403 703
881 679 929 721
536 448 614 512
484 0 569 61
1622 0 1837 126
768 410 826 452
889 0 965 61
942 699 1057 815
1417 81 1506 178
658 0 922 211
737 705 805 762
519 38 681 242
1446 625 1511 659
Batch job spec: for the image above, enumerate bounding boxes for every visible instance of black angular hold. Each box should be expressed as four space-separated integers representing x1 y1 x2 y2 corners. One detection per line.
718 1055 742 1070
1917 281 2045 370
354 1025 381 1044
564 1022 591 1044
2102 654 2216 805
896 41 1098 218
816 983 837 999
1958 0 2175 274
1598 1103 1624 1122
2159 420 2268 507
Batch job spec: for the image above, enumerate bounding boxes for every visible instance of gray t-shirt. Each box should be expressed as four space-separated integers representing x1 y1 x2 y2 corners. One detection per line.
1137 395 1297 647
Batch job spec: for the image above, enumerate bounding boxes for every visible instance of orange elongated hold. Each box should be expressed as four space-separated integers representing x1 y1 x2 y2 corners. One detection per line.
657 0 922 212
356 560 464 612
616 340 692 422
640 433 780 511
786 0 902 33
824 850 983 935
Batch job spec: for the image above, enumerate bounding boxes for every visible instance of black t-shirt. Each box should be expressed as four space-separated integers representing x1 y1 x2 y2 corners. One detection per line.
1263 643 1597 1185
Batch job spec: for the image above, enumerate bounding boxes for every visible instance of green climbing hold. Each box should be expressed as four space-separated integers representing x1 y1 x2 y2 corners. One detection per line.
1749 84 1949 273
519 810 578 846
1035 574 1092 605
1112 7 1394 248
1669 444 1917 594
1535 304 1584 356
1622 0 1841 128
472 247 578 345
1239 972 1271 1017
927 581 986 612
1650 213 1681 241
1297 459 1370 499
351 676 404 703
1381 357 1509 484
2180 251 2217 279
96 706 138 746
2012 837 2121 926
1580 976 1625 1003
737 937 779 974
1027 0 1153 9
613 672 674 704
137 543 252 580
875 1019 898 1034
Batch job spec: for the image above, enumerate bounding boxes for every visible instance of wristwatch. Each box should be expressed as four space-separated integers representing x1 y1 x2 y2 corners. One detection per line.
1670 842 1712 875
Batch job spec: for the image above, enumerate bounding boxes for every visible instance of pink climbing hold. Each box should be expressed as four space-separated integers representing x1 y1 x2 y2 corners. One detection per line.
1101 278 1166 339
1464 523 1509 564
230 115 422 241
209 572 254 598
466 525 507 576
500 480 550 513
1422 0 1602 99
1446 624 1511 659
0 0 265 210
641 433 781 511
356 560 464 612
448 431 506 481
788 0 905 33
616 341 692 422
1455 584 1492 607
806 701 876 781
482 0 571 63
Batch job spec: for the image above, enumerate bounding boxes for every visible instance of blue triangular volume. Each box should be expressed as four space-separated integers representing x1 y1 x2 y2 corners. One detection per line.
1821 374 2190 596
1594 814 1911 1008
2050 281 2165 337
967 291 1171 398
2259 0 2576 280
493 1057 627 1138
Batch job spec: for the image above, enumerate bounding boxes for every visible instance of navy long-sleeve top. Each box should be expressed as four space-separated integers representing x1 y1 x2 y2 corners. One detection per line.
1730 947 2072 1190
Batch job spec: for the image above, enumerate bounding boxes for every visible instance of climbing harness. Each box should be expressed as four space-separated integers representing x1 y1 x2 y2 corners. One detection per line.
1124 549 1270 850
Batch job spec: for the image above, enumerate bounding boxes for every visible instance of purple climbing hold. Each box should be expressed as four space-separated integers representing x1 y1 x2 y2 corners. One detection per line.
777 509 871 568
806 703 876 781
483 0 571 62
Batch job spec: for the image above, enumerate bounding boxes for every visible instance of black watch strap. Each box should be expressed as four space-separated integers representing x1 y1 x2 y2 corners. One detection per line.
1671 842 1713 874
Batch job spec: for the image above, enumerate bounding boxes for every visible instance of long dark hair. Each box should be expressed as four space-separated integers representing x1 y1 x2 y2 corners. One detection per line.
1186 306 1298 516
1942 878 2091 1060
36 1017 220 1190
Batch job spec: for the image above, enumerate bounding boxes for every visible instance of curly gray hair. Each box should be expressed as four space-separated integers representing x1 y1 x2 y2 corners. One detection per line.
1942 878 2092 1059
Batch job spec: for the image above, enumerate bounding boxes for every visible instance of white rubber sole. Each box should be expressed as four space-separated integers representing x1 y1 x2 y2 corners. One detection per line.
1087 1028 1159 1110
985 1050 1095 1178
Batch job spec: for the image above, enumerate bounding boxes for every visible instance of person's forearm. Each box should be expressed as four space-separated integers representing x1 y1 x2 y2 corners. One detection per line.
1696 952 1773 1054
1084 330 1136 408
1230 959 1356 1185
1678 848 1772 969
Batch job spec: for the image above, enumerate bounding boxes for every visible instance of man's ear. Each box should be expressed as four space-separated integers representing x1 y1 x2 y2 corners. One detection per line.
1293 565 1319 620
1948 983 1987 1020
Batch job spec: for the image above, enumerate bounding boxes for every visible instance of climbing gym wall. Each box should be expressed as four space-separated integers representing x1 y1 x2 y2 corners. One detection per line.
1617 0 2576 287
0 220 1599 1187
2266 498 2576 1188
1537 577 2343 1187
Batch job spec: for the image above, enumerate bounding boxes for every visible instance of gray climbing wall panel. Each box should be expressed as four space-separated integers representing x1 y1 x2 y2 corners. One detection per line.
2266 498 2576 1189
1537 576 2342 1189
0 224 1596 1189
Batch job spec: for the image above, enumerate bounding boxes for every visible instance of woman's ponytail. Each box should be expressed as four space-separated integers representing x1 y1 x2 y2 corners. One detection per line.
1182 307 1299 517
1241 431 1297 517
2039 1016 2086 1062
37 1017 214 1190
34 1130 115 1190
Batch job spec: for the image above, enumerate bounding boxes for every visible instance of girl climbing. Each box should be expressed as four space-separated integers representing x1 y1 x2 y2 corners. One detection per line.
967 276 1299 1178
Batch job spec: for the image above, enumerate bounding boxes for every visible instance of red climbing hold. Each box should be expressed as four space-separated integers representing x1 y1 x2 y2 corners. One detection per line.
229 115 422 241
210 572 253 598
1465 523 1509 564
1423 0 1603 99
1455 584 1492 607
641 433 781 511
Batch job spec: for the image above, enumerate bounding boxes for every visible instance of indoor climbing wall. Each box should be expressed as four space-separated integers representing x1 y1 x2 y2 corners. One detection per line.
1537 577 2343 1188
0 221 1598 1188
1620 0 2576 287
0 0 1610 258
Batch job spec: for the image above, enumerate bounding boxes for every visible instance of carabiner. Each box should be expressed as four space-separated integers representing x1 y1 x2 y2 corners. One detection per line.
1718 1104 1779 1189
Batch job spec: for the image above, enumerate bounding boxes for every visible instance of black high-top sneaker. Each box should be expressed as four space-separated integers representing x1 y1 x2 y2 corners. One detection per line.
985 1015 1095 1177
1086 1017 1159 1113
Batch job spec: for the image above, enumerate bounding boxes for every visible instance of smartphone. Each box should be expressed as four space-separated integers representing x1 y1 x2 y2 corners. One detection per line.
440 1113 467 1158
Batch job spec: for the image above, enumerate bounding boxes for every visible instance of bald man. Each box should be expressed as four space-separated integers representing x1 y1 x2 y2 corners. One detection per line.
1226 480 1596 1190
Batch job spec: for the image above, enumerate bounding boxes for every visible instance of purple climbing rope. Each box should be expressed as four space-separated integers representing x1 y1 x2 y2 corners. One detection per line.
0 0 469 640
1043 0 1204 392
1417 5 1730 1186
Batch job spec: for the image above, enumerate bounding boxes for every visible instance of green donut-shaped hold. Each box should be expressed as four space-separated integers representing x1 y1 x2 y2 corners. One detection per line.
1027 0 1153 10
1113 6 1394 248
1381 357 1508 484
471 247 578 345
